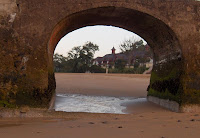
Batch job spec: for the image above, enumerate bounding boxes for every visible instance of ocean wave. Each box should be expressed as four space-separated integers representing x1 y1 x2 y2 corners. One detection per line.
55 93 146 114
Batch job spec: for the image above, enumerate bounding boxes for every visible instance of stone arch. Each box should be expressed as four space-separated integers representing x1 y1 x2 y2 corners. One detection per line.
48 7 182 60
0 0 199 112
48 7 183 111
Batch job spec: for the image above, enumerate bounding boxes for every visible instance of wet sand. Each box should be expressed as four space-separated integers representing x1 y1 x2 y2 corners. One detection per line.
55 73 165 114
1 73 200 138
55 73 150 98
1 111 200 138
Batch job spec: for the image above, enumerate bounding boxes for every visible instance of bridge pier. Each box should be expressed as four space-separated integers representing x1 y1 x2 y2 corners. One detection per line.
0 0 199 111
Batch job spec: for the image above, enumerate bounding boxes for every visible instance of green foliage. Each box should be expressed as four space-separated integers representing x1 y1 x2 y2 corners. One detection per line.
134 62 140 68
148 67 184 104
0 100 15 108
89 65 106 73
148 88 181 103
54 41 99 73
53 53 70 72
115 59 126 70
150 68 179 84
119 38 152 67
119 39 144 53
109 66 147 74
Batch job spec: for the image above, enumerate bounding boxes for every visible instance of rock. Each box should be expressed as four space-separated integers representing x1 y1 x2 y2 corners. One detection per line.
88 122 95 124
190 119 195 122
102 121 108 124
20 106 30 113
177 120 181 122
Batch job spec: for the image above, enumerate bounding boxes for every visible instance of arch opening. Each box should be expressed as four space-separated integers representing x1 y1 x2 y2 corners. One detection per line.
53 25 154 114
48 6 183 110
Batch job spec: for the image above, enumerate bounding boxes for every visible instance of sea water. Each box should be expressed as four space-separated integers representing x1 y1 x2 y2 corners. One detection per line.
55 93 146 114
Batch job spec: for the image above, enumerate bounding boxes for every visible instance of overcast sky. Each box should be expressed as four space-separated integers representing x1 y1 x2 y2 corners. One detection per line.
55 25 146 58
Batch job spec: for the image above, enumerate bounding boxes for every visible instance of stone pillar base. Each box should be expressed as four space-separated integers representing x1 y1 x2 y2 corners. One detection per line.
148 96 200 113
147 96 180 112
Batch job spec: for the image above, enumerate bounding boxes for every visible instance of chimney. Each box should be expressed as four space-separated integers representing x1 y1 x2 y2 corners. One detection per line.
111 47 116 54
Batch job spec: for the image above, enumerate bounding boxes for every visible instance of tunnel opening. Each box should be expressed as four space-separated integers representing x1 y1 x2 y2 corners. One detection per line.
48 6 183 111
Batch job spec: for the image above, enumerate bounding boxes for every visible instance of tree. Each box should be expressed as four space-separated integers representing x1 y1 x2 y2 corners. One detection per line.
119 37 153 69
119 38 145 66
89 65 106 73
119 39 136 53
119 38 144 53
53 42 99 73
53 53 68 72
67 41 99 73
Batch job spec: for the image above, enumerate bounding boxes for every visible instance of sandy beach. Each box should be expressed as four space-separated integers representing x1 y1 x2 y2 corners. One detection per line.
0 73 200 138
55 73 151 97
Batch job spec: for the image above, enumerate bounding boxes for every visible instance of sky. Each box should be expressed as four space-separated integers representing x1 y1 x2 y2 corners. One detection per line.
55 25 146 58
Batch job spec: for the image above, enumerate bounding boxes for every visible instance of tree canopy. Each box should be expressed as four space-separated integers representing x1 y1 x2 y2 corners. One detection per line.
119 39 144 53
54 41 100 73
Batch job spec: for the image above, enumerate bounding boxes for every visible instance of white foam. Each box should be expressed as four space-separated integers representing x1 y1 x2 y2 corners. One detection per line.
55 94 146 114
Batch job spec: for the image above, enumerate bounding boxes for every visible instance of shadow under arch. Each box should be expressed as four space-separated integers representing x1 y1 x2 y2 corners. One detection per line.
48 6 183 109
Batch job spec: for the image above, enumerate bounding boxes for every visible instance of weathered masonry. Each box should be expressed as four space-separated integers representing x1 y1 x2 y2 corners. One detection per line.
0 0 199 112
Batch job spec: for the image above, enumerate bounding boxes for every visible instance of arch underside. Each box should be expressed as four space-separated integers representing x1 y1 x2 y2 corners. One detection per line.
48 7 183 104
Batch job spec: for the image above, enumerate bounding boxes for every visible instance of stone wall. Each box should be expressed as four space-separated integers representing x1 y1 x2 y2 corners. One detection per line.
0 0 199 110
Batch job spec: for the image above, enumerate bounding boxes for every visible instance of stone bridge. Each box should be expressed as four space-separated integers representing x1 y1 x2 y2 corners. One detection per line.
0 0 199 112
